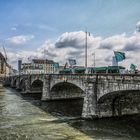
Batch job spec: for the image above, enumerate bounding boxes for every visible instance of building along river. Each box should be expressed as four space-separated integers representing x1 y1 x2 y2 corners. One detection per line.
0 86 140 140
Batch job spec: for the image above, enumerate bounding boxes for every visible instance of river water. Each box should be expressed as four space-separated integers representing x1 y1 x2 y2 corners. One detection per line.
0 86 140 140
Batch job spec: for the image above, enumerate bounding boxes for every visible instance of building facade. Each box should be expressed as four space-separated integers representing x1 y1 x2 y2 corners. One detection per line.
0 52 6 76
20 59 59 74
0 52 11 78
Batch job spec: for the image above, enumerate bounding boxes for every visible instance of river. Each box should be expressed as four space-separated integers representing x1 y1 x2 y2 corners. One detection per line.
0 86 140 140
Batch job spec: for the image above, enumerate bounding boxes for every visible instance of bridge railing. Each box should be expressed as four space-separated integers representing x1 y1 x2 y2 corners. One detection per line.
97 74 140 84
50 74 97 82
9 73 140 83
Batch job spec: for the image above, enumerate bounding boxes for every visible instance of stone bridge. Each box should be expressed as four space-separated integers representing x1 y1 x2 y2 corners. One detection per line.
3 74 140 118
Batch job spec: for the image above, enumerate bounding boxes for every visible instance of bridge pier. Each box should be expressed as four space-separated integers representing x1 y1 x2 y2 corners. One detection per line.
10 78 16 88
15 77 20 90
82 80 98 119
24 77 31 93
42 75 51 100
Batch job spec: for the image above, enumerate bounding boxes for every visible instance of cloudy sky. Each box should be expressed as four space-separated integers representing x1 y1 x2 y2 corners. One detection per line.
0 0 140 69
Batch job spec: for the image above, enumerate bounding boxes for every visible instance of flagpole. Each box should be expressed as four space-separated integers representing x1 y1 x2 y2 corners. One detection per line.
43 49 47 74
85 30 87 69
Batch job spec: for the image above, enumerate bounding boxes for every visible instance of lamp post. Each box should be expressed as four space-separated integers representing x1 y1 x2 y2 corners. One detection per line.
43 49 48 74
43 49 46 74
85 30 90 73
92 52 96 67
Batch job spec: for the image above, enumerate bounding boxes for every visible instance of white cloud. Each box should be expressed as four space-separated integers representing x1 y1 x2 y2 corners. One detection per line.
99 33 126 50
54 30 140 68
7 35 34 45
55 31 101 49
7 20 140 69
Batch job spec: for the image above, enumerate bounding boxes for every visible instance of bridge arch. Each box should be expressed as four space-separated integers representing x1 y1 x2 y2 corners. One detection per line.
19 78 26 91
49 81 85 116
12 77 18 88
50 81 85 100
98 90 140 117
31 78 43 86
50 79 85 92
31 79 43 93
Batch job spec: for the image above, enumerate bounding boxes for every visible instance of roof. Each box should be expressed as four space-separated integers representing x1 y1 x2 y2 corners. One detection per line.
108 66 125 70
74 67 86 71
6 63 11 68
32 59 54 64
59 68 73 74
93 67 108 71
90 66 125 71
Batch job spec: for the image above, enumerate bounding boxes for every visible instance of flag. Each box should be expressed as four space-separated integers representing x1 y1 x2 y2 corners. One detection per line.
114 51 125 62
68 59 76 66
130 64 137 70
53 62 59 68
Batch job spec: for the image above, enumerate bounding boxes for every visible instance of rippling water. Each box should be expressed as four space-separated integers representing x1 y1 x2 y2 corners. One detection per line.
0 86 140 140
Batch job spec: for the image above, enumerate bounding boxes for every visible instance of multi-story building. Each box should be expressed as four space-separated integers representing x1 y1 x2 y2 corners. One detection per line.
0 52 6 76
0 52 11 79
21 63 32 74
32 59 59 74
21 59 59 74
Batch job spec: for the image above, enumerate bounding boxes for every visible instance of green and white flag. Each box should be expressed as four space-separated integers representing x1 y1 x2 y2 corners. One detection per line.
114 51 125 62
130 64 137 70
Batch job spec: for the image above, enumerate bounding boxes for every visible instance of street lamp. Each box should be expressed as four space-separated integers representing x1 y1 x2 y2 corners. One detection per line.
92 52 96 67
43 49 48 74
85 30 90 72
